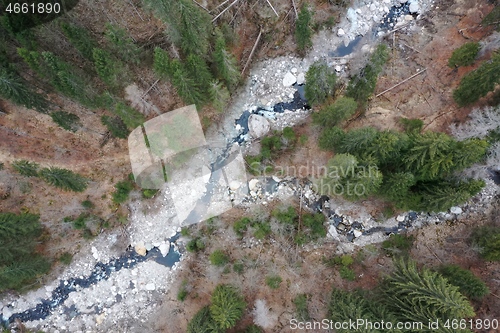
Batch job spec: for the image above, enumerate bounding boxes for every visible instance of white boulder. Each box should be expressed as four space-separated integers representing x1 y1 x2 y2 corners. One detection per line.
409 1 420 13
248 179 260 192
282 71 297 87
396 215 405 222
450 206 463 215
353 230 363 238
337 28 345 37
159 242 170 257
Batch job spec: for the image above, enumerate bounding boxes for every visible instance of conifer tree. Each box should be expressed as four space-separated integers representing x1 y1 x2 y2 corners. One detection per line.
209 284 246 330
92 48 125 88
304 60 337 106
209 80 230 113
0 67 48 112
213 29 240 92
382 259 475 332
313 97 357 128
60 21 97 60
39 167 88 192
295 4 313 55
104 23 141 65
153 47 172 79
12 160 39 177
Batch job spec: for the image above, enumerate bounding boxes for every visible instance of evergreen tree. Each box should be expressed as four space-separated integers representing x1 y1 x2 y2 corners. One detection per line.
170 59 204 106
101 115 130 139
471 226 500 261
60 21 97 60
337 127 378 156
210 284 246 330
448 42 480 68
209 80 230 113
186 53 213 95
295 4 313 55
304 60 337 106
313 97 357 127
318 126 345 151
213 28 240 92
12 160 39 177
104 23 141 65
92 48 125 88
0 67 48 112
39 167 88 192
403 132 455 180
50 111 81 132
382 259 475 332
381 172 416 203
187 306 219 333
452 138 488 171
0 212 50 291
439 264 489 300
113 102 145 129
346 44 389 104
453 52 500 106
142 0 212 57
153 47 172 79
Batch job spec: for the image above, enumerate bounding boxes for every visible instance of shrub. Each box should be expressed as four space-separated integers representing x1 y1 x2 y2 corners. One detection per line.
293 294 310 321
50 111 81 132
12 160 39 177
101 115 130 139
304 61 337 106
233 217 252 237
142 189 158 199
233 261 244 274
210 249 229 266
265 275 282 289
243 325 263 333
253 222 271 240
59 252 73 265
112 180 134 204
177 280 189 301
471 226 500 261
186 237 205 253
382 234 414 257
439 264 489 300
448 42 480 67
81 200 94 209
339 266 356 281
282 126 297 143
187 306 216 333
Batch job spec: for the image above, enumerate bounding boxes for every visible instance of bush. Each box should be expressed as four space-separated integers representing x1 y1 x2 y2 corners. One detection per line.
210 249 229 266
339 266 356 281
186 237 205 252
471 226 500 261
112 180 134 204
233 261 244 274
39 167 88 192
253 222 271 240
265 275 282 289
400 117 424 133
233 217 252 237
304 61 337 106
50 111 81 132
177 280 189 301
81 200 94 209
448 42 480 68
282 126 297 143
293 294 310 321
59 252 73 265
12 160 39 177
142 189 158 199
187 306 216 333
439 264 489 300
101 115 130 139
313 97 357 127
382 234 414 257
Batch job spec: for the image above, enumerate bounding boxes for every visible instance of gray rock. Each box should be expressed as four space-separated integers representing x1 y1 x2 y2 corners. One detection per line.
296 73 305 85
337 28 345 37
159 242 170 257
409 1 419 13
396 215 405 222
145 283 155 291
248 114 270 138
282 72 297 87
450 206 463 215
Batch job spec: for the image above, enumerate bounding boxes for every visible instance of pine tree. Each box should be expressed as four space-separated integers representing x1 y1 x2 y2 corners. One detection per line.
0 67 48 112
382 259 475 332
213 29 240 92
39 167 88 192
170 59 204 106
381 172 416 203
453 52 500 106
313 97 357 128
153 47 172 79
304 60 337 106
60 21 97 60
50 111 81 132
448 42 480 68
101 115 130 139
143 0 212 57
12 160 39 177
210 284 246 330
403 132 455 181
113 102 145 129
337 127 378 156
92 48 125 88
0 212 50 292
295 4 313 55
105 23 141 65
209 80 230 113
318 126 345 151
187 306 219 333
186 53 213 95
